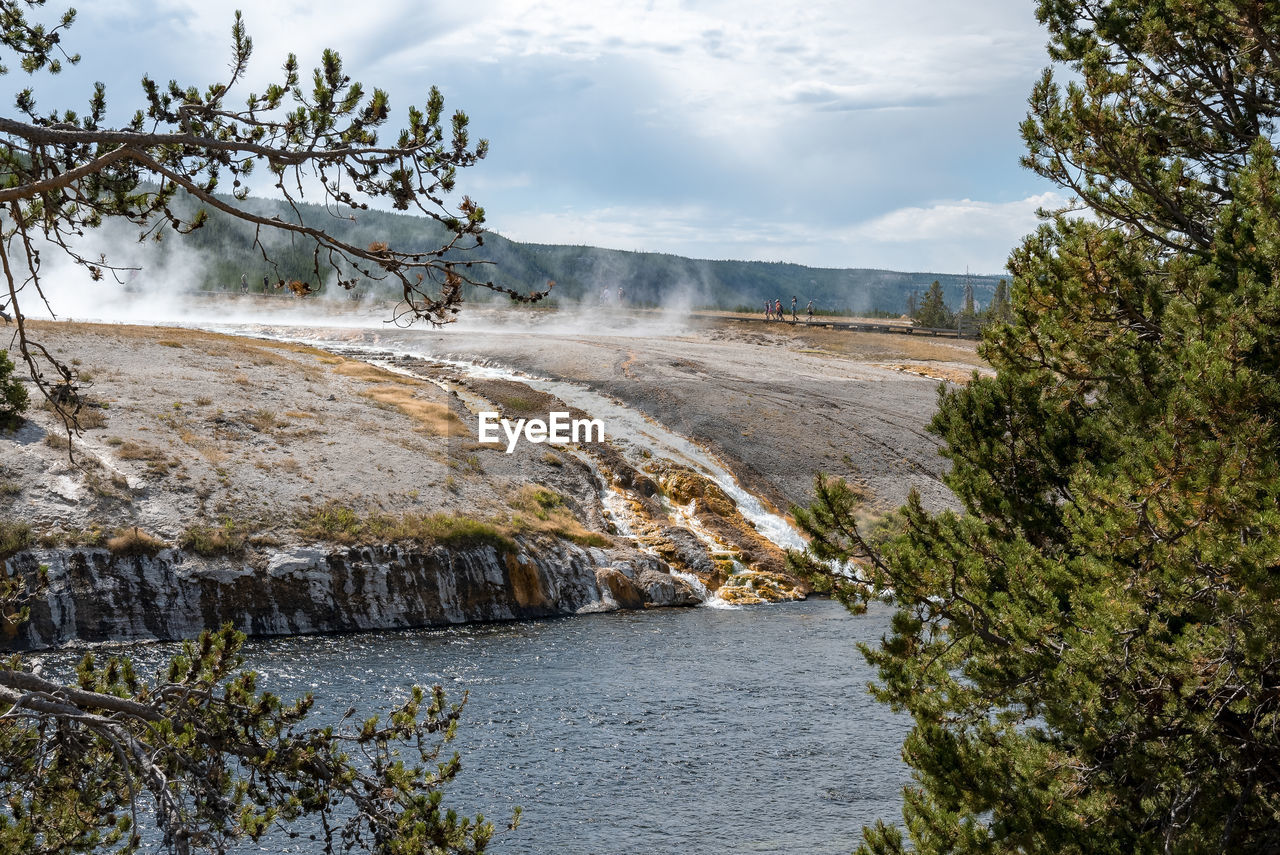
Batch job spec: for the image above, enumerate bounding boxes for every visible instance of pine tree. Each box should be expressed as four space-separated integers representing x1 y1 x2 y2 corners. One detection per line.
984 278 1010 324
793 2 1280 852
0 5 516 851
913 280 953 328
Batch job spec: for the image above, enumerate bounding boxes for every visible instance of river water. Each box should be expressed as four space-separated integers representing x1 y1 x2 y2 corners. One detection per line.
36 598 909 854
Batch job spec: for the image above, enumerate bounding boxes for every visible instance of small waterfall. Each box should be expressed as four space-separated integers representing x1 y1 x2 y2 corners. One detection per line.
402 352 808 552
203 326 813 605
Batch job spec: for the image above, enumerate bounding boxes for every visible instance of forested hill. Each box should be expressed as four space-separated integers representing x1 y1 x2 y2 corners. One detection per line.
174 193 1005 314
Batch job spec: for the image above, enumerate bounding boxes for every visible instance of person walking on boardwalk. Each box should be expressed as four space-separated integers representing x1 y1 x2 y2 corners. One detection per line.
791 296 798 322
806 299 815 322
240 273 248 294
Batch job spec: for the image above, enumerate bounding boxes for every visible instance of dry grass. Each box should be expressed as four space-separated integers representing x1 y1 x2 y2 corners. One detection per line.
0 518 32 559
246 408 286 432
296 502 517 553
113 440 180 477
106 526 167 557
77 405 108 429
177 430 227 465
873 362 981 384
505 484 611 547
332 359 417 386
179 520 247 557
115 440 165 461
40 396 108 430
358 384 461 436
43 433 70 450
789 326 987 366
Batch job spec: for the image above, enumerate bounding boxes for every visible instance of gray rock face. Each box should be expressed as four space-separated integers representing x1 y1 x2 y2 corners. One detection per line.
3 538 701 650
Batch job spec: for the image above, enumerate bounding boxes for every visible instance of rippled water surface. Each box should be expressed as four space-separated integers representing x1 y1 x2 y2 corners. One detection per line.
42 599 909 854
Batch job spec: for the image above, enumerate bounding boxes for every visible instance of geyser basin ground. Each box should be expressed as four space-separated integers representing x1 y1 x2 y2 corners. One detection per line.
2 310 983 643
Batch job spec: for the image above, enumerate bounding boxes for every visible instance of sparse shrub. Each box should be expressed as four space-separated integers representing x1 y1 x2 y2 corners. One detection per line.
105 526 166 557
296 501 364 543
541 452 563 467
1 350 30 428
295 502 517 553
60 525 107 548
115 441 156 460
0 518 32 559
413 515 517 552
246 408 283 432
506 485 611 548
77 403 108 430
180 520 248 557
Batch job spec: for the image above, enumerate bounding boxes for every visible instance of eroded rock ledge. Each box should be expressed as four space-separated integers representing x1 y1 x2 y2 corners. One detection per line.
3 537 701 651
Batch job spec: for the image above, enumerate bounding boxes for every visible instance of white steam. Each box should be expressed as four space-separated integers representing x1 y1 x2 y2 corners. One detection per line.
8 216 723 340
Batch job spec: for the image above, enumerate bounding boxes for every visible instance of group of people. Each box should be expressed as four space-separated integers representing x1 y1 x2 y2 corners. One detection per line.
763 296 815 323
240 279 272 299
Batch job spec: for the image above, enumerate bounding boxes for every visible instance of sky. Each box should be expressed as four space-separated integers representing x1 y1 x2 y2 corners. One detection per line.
5 0 1066 275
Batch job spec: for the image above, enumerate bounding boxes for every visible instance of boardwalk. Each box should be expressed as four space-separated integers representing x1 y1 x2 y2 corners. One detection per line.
692 311 982 340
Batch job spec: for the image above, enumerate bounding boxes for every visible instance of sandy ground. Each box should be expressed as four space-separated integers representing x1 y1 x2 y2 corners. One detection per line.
2 308 987 550
2 321 601 545
242 309 988 515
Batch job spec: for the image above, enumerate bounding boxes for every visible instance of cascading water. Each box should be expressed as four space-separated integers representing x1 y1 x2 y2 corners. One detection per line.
412 354 808 553
209 325 812 605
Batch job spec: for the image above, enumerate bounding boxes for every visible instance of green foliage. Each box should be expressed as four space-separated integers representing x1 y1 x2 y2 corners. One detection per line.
178 519 248 557
0 618 509 854
156 189 1001 312
0 350 29 428
912 280 954 328
0 517 32 560
983 278 1011 325
296 502 518 554
793 1 1280 852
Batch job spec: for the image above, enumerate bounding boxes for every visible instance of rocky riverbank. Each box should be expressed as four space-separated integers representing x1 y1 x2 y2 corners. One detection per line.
2 311 976 648
4 536 699 650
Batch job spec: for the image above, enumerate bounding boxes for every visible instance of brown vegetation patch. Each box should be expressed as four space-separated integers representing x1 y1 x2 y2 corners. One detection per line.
505 485 611 548
296 502 517 553
358 384 461 436
106 526 167 557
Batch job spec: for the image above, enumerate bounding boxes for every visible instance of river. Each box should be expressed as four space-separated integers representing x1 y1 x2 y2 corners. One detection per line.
36 598 909 854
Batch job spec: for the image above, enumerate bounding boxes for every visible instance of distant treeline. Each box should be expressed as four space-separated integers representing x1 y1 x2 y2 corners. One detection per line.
163 192 1005 315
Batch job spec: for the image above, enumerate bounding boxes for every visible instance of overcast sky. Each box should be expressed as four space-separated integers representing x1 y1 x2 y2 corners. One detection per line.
6 1 1064 274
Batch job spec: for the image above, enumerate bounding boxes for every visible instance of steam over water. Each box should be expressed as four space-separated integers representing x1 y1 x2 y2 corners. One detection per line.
36 599 909 854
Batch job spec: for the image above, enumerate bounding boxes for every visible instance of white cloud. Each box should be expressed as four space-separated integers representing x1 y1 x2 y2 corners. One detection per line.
849 193 1068 243
0 2 1061 276
494 192 1065 273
